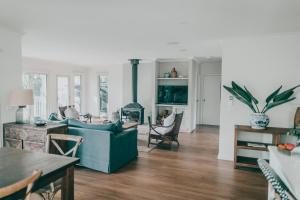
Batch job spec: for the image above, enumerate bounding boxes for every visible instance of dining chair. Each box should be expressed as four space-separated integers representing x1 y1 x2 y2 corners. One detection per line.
38 133 84 200
0 170 43 200
257 159 296 200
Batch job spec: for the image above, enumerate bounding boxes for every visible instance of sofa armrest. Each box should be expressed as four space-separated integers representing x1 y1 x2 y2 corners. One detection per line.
109 128 138 171
68 127 112 165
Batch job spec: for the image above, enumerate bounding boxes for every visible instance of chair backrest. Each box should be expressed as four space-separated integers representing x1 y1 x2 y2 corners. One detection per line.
46 134 84 158
0 170 42 200
257 159 296 200
171 112 184 137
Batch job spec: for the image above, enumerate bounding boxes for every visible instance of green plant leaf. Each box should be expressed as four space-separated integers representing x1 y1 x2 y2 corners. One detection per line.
231 81 252 103
244 86 259 104
263 97 296 113
266 85 282 103
273 91 294 102
274 85 300 102
223 85 257 113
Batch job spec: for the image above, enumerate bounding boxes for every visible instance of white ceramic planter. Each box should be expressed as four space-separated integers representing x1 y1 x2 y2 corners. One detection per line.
250 113 269 129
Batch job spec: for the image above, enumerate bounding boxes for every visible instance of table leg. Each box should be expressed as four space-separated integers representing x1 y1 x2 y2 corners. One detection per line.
61 166 74 200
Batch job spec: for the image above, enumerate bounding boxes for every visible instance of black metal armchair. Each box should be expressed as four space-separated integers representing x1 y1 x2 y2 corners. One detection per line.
148 112 183 147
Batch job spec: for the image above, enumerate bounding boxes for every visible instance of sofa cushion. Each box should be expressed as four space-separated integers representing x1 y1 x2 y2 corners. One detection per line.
68 119 123 133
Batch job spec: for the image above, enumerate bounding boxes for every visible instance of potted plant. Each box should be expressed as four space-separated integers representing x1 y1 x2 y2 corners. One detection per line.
223 81 299 129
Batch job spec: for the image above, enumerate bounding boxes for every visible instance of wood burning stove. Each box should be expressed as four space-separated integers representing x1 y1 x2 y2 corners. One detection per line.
121 59 145 124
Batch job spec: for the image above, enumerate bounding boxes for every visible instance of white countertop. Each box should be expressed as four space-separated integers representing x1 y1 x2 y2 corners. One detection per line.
268 146 300 199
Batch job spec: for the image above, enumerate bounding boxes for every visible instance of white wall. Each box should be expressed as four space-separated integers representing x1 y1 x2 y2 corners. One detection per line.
0 26 22 146
23 57 88 116
219 34 300 161
86 64 124 119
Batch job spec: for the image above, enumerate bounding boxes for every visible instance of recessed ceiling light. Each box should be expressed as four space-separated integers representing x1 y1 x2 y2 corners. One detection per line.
167 41 180 45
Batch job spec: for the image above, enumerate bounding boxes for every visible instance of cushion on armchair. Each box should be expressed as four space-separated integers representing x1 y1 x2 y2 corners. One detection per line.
154 113 175 135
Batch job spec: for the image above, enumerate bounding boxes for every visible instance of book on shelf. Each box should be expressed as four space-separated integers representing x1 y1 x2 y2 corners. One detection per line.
247 142 266 148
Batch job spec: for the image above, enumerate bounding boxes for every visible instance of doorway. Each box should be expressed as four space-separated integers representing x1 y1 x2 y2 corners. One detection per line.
201 75 221 125
196 60 222 126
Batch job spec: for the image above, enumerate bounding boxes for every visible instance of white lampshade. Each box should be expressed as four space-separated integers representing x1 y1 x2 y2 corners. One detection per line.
9 89 34 106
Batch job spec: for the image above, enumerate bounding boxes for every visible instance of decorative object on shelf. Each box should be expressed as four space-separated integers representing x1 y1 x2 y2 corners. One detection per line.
170 67 178 78
223 81 300 129
163 73 170 78
250 113 270 129
9 89 34 124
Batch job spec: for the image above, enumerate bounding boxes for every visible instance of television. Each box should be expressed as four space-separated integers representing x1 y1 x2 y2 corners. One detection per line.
157 85 188 105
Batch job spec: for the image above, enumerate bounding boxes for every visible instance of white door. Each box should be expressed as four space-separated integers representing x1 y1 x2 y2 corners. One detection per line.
201 75 221 125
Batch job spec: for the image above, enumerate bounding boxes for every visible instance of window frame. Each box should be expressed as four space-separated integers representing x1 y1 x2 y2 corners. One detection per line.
56 75 71 107
73 74 82 112
98 73 109 117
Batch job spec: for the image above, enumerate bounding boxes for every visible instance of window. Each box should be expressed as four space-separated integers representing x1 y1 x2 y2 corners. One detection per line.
99 74 108 117
74 75 82 112
23 73 47 118
57 76 70 107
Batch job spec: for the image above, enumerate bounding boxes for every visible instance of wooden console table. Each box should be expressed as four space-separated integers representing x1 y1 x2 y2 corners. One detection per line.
234 125 289 169
3 122 67 152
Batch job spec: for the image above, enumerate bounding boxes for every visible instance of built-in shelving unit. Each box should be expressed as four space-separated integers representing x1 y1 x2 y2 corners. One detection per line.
152 58 197 132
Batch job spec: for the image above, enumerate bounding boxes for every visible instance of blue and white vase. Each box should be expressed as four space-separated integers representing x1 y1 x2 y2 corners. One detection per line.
250 113 269 129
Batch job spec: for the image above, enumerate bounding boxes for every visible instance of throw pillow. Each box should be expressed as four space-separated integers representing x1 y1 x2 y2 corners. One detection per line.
154 113 175 135
48 113 60 121
163 113 175 127
64 107 80 120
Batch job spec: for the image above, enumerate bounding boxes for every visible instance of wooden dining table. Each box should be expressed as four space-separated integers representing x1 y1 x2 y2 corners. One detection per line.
0 147 79 200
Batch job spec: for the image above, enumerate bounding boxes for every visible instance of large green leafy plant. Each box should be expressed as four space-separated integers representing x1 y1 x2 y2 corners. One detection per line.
223 81 299 113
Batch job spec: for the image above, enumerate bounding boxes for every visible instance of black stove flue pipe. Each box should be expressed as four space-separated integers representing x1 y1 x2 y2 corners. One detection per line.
129 59 140 103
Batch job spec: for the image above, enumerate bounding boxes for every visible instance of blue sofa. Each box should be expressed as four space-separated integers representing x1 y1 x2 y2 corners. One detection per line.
62 119 138 173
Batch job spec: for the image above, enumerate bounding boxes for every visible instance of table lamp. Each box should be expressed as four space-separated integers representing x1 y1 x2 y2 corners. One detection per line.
9 89 34 124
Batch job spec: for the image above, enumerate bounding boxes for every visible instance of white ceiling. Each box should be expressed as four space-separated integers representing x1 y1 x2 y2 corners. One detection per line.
0 0 300 65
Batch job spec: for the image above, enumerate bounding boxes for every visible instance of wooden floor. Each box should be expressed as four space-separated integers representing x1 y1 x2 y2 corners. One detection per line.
62 126 268 200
